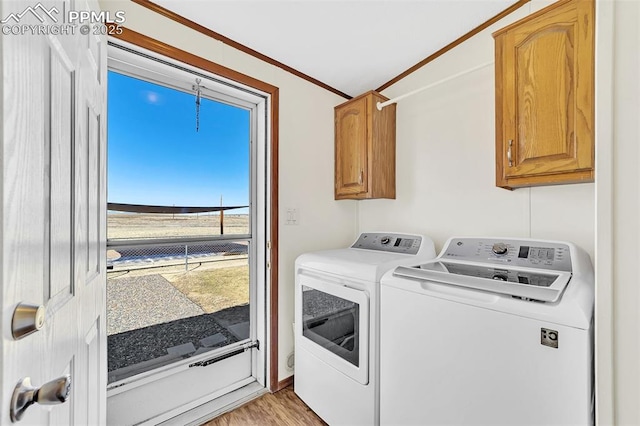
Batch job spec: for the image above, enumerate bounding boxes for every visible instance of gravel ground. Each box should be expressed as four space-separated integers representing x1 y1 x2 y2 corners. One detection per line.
107 274 204 335
106 273 251 382
107 305 249 376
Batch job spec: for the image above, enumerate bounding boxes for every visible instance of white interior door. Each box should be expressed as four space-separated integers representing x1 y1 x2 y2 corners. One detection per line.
1 0 107 424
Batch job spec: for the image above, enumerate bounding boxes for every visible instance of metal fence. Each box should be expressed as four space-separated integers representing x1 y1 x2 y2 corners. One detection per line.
107 239 249 271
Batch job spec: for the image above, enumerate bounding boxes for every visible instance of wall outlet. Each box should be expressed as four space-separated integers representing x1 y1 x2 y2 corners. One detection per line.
286 352 295 371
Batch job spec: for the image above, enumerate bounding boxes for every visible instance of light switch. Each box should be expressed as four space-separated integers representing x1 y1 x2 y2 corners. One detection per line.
285 208 299 225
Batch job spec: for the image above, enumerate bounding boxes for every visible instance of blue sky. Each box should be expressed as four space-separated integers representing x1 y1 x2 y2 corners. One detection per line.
107 71 250 211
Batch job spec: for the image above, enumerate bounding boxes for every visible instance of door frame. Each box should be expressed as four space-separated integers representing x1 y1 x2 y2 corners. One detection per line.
108 28 282 392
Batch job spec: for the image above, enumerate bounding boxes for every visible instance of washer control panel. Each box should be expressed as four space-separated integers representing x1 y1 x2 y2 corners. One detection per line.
442 238 572 272
351 233 422 255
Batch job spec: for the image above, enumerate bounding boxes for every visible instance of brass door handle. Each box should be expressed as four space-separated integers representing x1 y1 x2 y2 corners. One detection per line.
10 376 71 422
507 139 513 167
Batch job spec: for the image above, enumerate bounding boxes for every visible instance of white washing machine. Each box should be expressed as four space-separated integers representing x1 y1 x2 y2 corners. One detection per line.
294 232 436 425
380 237 594 425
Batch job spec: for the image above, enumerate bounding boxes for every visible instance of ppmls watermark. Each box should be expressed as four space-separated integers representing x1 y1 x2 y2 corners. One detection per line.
1 3 125 36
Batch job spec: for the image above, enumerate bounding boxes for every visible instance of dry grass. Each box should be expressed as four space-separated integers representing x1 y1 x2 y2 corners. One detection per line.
107 213 251 316
164 265 250 313
108 213 250 239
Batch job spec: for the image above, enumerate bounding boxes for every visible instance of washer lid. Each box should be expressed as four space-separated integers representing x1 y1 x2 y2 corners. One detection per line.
297 249 422 282
394 260 571 303
296 232 437 282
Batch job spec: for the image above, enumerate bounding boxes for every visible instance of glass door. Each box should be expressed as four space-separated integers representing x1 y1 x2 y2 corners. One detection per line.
106 41 268 425
298 273 369 384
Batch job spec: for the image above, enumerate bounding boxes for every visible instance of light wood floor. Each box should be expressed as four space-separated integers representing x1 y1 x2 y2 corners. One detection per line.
203 386 327 426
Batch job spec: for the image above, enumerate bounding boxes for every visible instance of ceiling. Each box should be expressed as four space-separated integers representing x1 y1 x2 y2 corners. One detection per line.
152 0 515 98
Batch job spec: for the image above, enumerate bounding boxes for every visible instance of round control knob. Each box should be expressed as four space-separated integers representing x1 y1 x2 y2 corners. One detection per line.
492 242 508 255
492 273 508 281
380 237 391 245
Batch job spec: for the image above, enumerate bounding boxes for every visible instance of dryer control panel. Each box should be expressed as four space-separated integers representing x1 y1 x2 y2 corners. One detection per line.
351 233 422 255
442 238 572 272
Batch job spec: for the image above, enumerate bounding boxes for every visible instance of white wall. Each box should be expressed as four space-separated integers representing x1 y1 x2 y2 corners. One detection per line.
99 0 357 383
358 1 595 261
609 0 640 423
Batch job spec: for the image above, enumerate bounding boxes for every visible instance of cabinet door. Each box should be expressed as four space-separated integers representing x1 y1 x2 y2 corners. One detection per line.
335 96 368 198
496 0 594 188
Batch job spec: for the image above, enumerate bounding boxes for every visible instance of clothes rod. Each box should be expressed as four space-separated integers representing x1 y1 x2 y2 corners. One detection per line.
376 61 494 110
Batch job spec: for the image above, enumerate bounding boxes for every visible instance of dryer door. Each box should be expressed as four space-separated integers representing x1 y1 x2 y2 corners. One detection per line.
297 270 369 385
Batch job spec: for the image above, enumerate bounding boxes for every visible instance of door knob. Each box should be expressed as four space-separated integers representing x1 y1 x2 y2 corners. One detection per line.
10 375 71 422
11 303 46 340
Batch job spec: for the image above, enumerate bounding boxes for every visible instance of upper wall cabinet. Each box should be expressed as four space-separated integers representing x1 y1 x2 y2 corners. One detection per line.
335 91 396 200
493 0 594 190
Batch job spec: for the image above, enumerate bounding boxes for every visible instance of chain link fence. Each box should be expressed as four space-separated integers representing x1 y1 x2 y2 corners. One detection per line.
107 240 249 271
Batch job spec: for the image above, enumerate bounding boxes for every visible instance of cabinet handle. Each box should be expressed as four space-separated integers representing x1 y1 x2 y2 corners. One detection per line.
507 140 513 167
359 170 363 185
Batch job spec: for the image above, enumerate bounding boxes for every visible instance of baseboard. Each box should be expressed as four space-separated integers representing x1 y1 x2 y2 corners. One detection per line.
274 375 293 392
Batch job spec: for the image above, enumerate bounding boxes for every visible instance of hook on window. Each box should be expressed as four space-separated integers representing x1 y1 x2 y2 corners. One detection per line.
192 78 203 132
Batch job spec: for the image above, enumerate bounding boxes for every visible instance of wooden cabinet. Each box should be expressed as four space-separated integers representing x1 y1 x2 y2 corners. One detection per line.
335 91 396 199
493 0 594 189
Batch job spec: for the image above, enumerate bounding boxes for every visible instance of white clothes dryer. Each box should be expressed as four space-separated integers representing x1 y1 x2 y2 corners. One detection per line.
380 237 594 425
294 232 436 426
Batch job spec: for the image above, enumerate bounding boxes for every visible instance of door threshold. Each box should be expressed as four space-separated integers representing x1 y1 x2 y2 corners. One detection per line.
157 381 267 426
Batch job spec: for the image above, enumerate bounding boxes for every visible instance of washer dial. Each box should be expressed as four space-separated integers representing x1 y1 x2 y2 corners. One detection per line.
492 242 508 255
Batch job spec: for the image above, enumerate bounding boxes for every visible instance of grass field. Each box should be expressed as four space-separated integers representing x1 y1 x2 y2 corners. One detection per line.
108 213 250 239
107 213 251 330
165 265 249 313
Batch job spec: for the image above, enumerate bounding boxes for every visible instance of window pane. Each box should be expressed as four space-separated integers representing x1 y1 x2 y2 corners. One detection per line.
106 71 252 383
107 241 250 383
107 71 250 240
302 286 360 367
